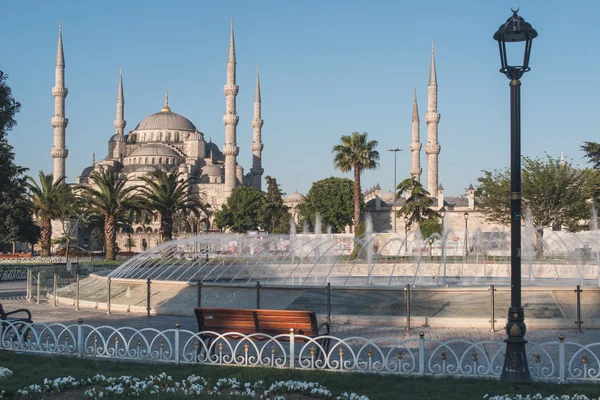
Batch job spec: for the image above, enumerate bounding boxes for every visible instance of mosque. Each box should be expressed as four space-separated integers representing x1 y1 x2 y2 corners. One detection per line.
49 21 264 250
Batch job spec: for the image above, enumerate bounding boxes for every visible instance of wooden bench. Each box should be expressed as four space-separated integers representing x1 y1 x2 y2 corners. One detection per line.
194 307 330 355
0 303 33 339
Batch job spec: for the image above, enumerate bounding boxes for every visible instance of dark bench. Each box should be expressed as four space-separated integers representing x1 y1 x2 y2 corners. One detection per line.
0 303 33 340
194 307 330 355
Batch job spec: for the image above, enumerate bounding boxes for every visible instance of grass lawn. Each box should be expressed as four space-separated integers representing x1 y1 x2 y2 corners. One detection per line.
2 352 600 399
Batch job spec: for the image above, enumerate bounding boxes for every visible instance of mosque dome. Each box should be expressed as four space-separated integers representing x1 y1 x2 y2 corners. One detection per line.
202 164 222 177
285 191 305 202
134 110 197 132
79 166 94 178
130 144 180 158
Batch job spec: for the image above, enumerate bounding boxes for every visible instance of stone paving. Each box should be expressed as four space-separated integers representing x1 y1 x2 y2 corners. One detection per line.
0 280 594 345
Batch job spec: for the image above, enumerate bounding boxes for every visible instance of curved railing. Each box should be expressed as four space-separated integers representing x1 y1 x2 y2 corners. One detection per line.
0 320 596 382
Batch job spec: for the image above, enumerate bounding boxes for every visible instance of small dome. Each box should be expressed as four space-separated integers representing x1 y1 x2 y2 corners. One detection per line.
285 191 305 202
135 111 197 132
381 191 395 202
201 164 222 177
79 166 94 178
130 144 179 158
187 130 204 141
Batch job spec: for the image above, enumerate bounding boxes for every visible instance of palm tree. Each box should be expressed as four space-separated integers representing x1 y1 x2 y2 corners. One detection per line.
27 171 67 256
76 170 142 260
138 169 207 242
332 131 379 236
395 177 440 229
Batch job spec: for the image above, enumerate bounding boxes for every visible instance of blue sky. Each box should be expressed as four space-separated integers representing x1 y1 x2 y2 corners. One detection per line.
3 0 599 196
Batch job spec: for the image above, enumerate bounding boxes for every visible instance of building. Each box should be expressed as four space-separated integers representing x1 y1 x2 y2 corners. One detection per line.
49 21 265 251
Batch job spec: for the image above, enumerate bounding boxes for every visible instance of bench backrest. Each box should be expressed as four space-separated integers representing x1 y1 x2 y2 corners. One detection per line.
194 308 257 335
194 307 319 338
255 309 318 337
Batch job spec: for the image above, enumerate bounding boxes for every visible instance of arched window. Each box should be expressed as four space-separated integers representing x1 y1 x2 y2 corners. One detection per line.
152 158 156 164
135 227 143 233
145 157 148 164
165 158 169 165
159 157 162 164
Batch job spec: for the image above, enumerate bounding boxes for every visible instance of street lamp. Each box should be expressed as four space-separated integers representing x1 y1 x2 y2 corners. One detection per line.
404 215 409 254
464 212 469 256
388 148 402 233
494 8 537 384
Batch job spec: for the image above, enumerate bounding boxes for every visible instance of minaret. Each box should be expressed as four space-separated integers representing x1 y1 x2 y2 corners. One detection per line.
51 22 69 182
222 19 239 196
424 41 441 196
251 66 264 191
113 67 126 159
409 88 422 182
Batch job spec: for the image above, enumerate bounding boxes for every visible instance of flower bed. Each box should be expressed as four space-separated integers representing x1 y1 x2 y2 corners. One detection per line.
0 367 368 399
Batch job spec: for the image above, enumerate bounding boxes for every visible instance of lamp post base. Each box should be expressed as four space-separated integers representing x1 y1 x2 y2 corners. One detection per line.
500 307 532 384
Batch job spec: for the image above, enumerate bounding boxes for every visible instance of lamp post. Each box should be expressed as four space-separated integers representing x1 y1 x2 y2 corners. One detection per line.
404 215 409 254
494 8 537 384
388 148 401 233
464 212 469 257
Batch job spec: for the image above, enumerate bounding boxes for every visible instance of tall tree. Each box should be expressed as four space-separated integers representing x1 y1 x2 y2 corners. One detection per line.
298 177 358 233
332 131 379 236
77 170 141 260
476 155 591 257
214 186 264 233
395 177 440 229
582 141 600 170
0 70 37 250
138 169 206 242
27 172 68 256
261 175 290 234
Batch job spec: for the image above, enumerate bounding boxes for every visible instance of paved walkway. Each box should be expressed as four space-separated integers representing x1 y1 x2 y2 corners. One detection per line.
0 280 595 345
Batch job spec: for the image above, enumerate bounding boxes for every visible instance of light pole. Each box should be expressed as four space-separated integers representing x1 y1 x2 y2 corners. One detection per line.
494 8 537 384
388 148 401 233
464 212 469 257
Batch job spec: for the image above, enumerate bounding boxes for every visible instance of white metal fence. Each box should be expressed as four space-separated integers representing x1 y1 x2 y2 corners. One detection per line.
1 321 598 383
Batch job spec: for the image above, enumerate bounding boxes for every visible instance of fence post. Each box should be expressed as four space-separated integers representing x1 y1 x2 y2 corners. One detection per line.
326 282 331 326
26 268 31 302
405 284 411 331
489 284 496 331
559 335 565 384
419 332 425 375
197 281 202 308
575 285 583 333
53 273 58 307
36 272 41 305
175 324 181 364
107 277 111 315
76 274 80 311
289 328 295 369
77 318 84 357
146 277 151 317
256 281 261 309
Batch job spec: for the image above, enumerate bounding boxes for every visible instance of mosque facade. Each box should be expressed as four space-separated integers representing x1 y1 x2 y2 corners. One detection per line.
50 21 264 250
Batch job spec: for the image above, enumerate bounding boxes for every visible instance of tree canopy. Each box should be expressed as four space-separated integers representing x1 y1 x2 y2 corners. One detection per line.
214 186 265 233
298 177 358 233
476 155 592 257
332 131 379 235
0 70 37 249
395 178 440 229
262 176 290 234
